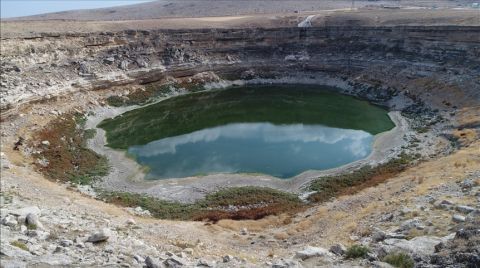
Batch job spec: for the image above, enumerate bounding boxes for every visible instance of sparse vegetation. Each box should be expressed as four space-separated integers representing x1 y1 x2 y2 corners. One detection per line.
345 244 370 259
194 187 305 221
105 95 125 107
106 83 175 107
308 153 416 202
32 113 109 185
26 223 38 230
10 240 28 251
100 186 305 221
383 252 415 268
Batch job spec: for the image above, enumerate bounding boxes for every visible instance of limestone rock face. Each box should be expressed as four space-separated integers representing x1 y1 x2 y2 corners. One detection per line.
1 26 478 111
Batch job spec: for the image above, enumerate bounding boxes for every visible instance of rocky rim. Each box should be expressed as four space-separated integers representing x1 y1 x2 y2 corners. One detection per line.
1 5 479 268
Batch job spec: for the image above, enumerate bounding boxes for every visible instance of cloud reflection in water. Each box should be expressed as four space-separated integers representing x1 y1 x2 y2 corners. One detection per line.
128 123 373 179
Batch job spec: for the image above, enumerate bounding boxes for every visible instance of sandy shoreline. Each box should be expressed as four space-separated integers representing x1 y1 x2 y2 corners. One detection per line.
86 85 410 203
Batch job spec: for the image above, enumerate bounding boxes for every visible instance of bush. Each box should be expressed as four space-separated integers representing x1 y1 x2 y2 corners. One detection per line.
308 153 416 203
105 95 125 107
345 244 370 259
10 240 28 251
26 223 37 230
101 186 305 221
383 252 415 268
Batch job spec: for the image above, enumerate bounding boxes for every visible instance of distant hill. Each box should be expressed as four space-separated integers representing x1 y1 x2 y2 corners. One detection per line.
5 0 476 21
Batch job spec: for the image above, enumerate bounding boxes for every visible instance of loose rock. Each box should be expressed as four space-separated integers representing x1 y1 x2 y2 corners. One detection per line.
295 246 332 260
329 243 347 255
452 214 466 222
86 228 112 243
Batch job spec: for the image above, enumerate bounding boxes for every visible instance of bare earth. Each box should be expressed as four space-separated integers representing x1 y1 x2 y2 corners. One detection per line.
2 9 480 38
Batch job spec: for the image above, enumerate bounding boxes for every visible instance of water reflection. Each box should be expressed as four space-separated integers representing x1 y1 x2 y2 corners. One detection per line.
128 123 373 179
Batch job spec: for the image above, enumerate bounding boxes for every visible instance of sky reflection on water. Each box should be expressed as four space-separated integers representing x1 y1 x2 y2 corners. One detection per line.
128 122 373 179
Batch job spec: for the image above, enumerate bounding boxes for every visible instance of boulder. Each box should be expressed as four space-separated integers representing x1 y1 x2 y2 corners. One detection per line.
164 255 187 267
119 60 129 70
295 246 332 260
383 236 443 256
329 243 347 255
452 214 466 223
145 256 161 268
11 206 41 218
371 230 387 242
434 200 454 210
133 254 145 263
272 258 300 268
136 57 149 68
459 179 475 189
466 210 480 222
26 213 43 229
385 233 406 239
197 258 214 267
372 261 395 268
398 218 424 233
222 255 233 263
456 205 475 214
59 239 73 247
1 215 18 227
104 57 115 65
86 228 112 243
78 61 90 74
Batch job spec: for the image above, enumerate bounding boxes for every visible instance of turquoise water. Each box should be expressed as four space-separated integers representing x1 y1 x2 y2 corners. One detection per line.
128 123 374 179
100 85 393 179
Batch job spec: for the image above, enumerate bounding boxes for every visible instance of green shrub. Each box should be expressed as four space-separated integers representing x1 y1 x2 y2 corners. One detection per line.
106 96 125 107
345 244 370 259
26 223 37 230
308 153 416 203
100 186 304 221
83 129 97 139
10 240 28 251
383 252 414 268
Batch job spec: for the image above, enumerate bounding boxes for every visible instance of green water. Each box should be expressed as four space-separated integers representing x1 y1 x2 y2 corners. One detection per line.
99 85 394 179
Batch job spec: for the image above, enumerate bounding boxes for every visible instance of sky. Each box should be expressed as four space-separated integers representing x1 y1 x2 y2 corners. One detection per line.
1 0 153 18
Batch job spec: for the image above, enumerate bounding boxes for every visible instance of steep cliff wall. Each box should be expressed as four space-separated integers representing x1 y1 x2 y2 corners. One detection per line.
1 26 479 109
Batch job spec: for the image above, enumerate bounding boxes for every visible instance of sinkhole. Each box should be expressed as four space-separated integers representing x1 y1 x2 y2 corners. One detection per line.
98 85 395 179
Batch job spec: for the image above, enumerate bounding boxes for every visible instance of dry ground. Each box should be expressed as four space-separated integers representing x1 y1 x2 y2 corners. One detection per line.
1 9 479 38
